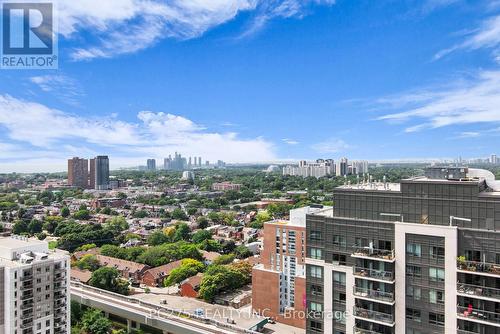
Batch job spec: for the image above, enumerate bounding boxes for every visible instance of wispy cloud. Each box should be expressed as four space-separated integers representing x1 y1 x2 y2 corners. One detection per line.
311 139 350 154
435 14 500 60
238 0 335 38
282 138 299 145
420 0 460 14
29 75 85 105
0 94 276 170
376 71 500 132
52 0 334 60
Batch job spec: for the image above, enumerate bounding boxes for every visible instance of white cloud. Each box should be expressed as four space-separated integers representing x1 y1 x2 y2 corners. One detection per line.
376 71 500 132
282 138 299 145
49 0 334 60
30 75 84 105
0 94 276 171
311 139 349 154
435 14 500 60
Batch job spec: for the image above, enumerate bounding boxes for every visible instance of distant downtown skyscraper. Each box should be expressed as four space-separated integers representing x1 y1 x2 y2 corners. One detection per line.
67 157 88 188
146 159 156 171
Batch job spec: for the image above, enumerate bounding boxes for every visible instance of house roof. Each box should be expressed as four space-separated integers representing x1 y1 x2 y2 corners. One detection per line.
181 273 203 288
70 268 92 283
201 250 221 262
96 254 150 273
72 248 100 260
143 259 183 278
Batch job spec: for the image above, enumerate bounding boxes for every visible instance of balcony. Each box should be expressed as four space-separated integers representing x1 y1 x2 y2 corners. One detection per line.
21 292 33 300
457 260 500 277
352 248 395 262
353 287 395 304
353 306 394 326
353 326 386 334
457 283 500 302
20 311 33 319
457 330 481 334
54 275 66 282
457 306 500 327
20 274 33 281
20 303 33 310
20 283 33 290
354 266 394 282
20 321 33 329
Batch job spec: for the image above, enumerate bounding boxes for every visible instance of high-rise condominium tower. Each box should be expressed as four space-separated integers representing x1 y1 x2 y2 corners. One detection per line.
67 157 88 188
94 156 110 190
305 167 500 334
0 237 70 334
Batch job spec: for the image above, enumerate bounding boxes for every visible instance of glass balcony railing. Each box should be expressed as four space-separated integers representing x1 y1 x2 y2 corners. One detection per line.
457 306 500 325
353 306 394 325
352 248 395 261
353 286 394 303
457 260 500 275
353 326 386 334
353 266 394 281
457 283 500 301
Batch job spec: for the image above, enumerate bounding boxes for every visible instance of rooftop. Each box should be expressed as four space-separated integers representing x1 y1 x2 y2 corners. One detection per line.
337 182 401 192
0 236 68 265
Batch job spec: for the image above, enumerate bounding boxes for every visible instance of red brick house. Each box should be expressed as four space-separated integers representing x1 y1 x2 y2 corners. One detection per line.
180 273 203 298
141 260 183 287
96 255 150 283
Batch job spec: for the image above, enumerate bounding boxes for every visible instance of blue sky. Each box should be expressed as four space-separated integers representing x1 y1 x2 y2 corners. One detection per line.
1 0 500 172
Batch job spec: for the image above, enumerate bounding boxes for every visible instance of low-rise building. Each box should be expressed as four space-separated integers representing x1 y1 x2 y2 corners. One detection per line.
141 260 183 287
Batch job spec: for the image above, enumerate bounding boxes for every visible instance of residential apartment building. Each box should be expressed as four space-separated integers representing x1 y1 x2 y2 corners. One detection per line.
253 206 331 328
212 182 242 191
283 160 335 179
146 159 156 171
305 167 500 334
0 237 70 334
94 156 110 190
67 158 88 188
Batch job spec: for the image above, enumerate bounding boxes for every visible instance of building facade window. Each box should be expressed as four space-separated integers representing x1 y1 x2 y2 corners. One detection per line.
310 265 322 279
429 267 445 282
429 312 445 326
406 243 422 257
406 308 421 323
310 248 322 260
406 265 422 278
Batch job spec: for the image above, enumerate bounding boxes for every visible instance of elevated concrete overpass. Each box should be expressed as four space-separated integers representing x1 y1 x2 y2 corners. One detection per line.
71 282 262 334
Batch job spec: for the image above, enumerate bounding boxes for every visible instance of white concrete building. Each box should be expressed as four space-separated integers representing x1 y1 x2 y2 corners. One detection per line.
0 237 70 334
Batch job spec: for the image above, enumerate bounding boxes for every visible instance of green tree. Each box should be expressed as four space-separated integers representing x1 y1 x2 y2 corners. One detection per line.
147 231 170 246
234 245 253 259
60 206 70 217
12 220 29 235
73 209 91 220
75 254 101 271
173 223 190 241
28 219 43 234
43 216 63 234
197 216 209 229
212 254 235 265
171 208 188 220
164 259 204 286
81 308 112 334
105 216 128 233
191 230 212 244
89 267 129 295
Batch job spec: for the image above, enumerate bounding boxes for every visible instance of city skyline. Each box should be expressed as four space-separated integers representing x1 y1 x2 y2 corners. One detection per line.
1 1 500 172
